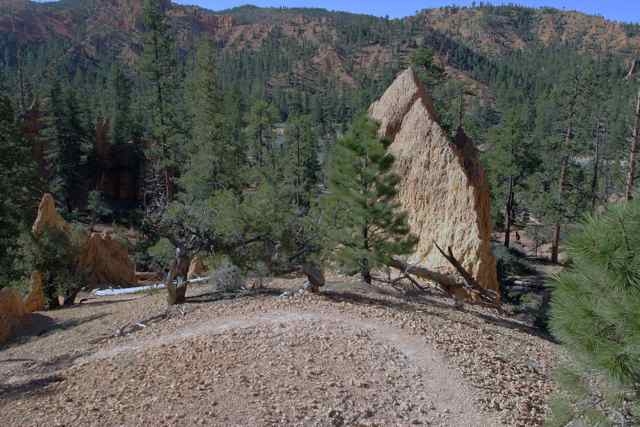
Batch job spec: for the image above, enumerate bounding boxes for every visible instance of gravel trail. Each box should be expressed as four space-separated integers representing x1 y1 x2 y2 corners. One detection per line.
0 279 555 426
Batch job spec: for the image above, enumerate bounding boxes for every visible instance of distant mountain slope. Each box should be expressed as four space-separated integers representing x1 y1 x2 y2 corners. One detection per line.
415 5 640 57
1 1 638 89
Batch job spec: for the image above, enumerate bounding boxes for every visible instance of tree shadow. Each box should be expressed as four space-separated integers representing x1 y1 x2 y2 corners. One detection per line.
3 313 111 348
0 374 65 402
76 297 141 307
186 288 282 304
320 288 556 343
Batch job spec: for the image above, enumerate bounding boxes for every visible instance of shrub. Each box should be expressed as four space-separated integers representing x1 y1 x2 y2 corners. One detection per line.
15 226 87 307
548 201 640 425
146 238 176 271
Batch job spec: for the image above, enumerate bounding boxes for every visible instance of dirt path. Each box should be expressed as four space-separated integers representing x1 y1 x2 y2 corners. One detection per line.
79 310 498 426
0 280 556 426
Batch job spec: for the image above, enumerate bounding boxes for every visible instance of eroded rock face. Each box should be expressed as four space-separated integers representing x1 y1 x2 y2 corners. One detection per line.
24 271 46 312
78 232 136 286
0 288 27 344
187 256 208 280
32 194 136 288
32 193 70 236
369 68 499 296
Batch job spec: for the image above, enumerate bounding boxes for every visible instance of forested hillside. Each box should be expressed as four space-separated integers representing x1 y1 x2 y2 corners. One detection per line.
2 1 640 425
0 0 638 269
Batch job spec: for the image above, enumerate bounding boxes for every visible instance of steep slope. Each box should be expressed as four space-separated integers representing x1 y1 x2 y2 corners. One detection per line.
414 5 640 57
2 1 638 92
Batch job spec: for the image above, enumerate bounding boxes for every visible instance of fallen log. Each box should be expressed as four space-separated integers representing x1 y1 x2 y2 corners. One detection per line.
433 243 500 305
388 245 500 308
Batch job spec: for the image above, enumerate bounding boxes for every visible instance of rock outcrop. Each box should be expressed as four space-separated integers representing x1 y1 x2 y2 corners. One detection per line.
32 194 137 288
369 68 499 296
78 232 137 286
0 288 27 344
32 193 70 236
187 256 208 280
23 271 46 312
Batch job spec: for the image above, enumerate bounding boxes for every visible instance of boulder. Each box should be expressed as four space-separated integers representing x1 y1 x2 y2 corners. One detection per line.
24 271 46 312
78 232 136 286
0 288 27 344
187 256 209 280
368 68 499 297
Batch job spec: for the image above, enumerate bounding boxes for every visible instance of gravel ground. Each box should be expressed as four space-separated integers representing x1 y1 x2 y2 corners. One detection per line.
0 278 557 426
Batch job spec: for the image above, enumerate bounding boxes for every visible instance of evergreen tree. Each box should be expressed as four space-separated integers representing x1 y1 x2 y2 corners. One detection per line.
45 82 88 213
141 0 181 199
322 115 417 284
548 201 640 425
484 108 539 247
283 114 322 210
0 95 38 283
181 40 240 198
109 63 134 145
246 100 278 170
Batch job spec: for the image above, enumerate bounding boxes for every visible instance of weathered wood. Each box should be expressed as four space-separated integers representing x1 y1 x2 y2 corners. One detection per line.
388 244 500 307
302 262 325 292
166 248 191 306
433 243 499 305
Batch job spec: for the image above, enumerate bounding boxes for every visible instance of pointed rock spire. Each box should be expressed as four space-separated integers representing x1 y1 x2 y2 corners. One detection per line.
369 68 499 297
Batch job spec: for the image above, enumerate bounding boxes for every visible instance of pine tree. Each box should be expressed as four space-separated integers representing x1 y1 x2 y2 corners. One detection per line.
141 0 181 199
548 201 640 424
45 82 88 213
283 114 322 211
322 115 417 284
0 95 38 282
109 63 134 145
181 40 240 199
246 100 278 170
484 108 539 247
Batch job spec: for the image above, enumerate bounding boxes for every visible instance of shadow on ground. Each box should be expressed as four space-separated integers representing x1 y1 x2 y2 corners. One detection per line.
321 285 555 342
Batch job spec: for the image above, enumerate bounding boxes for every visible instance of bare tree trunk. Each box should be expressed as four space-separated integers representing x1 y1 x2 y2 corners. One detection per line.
17 47 26 113
166 248 190 306
552 122 573 264
504 176 514 248
591 121 602 213
626 90 640 201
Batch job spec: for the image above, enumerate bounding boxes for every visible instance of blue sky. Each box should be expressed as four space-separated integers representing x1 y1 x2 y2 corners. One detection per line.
174 1 640 23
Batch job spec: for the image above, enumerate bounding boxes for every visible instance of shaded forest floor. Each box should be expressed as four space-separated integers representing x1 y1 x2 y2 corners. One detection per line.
0 276 556 426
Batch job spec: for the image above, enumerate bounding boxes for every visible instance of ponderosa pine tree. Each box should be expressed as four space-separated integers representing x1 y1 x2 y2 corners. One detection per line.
181 39 240 199
548 201 640 425
485 108 539 247
45 82 88 213
283 114 322 211
109 63 134 146
322 115 417 284
0 95 38 283
246 100 278 170
141 0 181 200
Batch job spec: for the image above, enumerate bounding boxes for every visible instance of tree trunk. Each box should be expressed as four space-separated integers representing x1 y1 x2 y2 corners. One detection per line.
166 248 190 306
552 122 573 264
302 262 325 293
591 121 602 213
504 176 514 248
626 90 640 201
